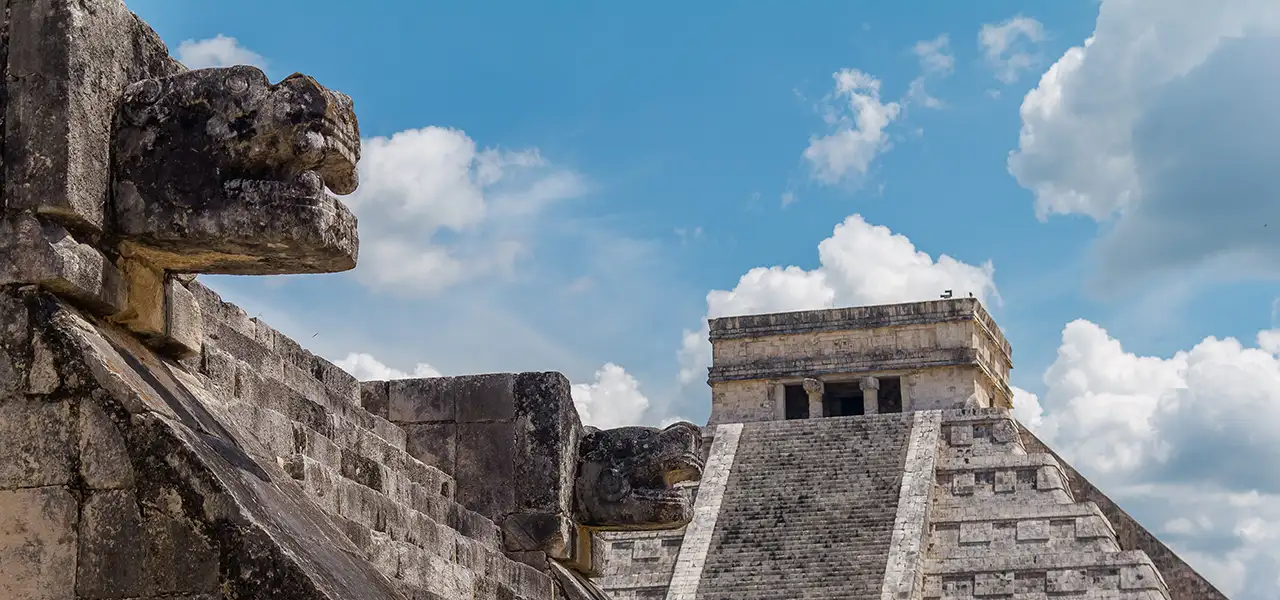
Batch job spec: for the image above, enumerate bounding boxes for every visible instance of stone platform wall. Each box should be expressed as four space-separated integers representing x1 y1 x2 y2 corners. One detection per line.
0 281 558 600
189 281 558 599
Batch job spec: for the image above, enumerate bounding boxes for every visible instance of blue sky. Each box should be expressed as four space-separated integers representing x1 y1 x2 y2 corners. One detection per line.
126 2 1280 595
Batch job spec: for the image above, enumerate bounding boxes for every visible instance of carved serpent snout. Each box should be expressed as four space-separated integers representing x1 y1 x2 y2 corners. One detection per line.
117 65 360 197
573 421 704 530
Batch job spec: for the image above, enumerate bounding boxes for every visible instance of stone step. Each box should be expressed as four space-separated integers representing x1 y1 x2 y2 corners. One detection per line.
201 317 407 451
227 357 415 463
387 549 551 600
923 550 1170 598
282 452 500 557
225 397 455 510
934 453 1074 504
201 314 359 409
692 416 916 600
250 358 406 449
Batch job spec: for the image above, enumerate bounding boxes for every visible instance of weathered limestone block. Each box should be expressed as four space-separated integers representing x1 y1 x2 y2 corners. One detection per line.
360 380 390 418
0 487 78 600
78 396 136 490
108 257 203 357
5 0 182 231
26 286 407 599
0 214 127 315
77 489 146 598
387 370 704 581
112 65 360 275
404 421 456 476
0 396 74 488
112 256 166 336
163 276 202 357
138 494 220 596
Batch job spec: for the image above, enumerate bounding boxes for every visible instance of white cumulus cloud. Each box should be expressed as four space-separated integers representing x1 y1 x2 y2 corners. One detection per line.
914 34 956 76
334 352 442 380
907 34 954 110
803 69 902 185
979 16 1045 84
1009 1 1280 285
1018 320 1280 598
345 127 587 294
570 363 653 429
678 215 997 385
176 34 267 70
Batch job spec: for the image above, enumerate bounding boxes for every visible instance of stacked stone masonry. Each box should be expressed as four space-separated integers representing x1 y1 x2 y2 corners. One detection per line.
0 0 1231 598
594 529 689 599
190 282 555 599
923 409 1172 599
705 299 1015 426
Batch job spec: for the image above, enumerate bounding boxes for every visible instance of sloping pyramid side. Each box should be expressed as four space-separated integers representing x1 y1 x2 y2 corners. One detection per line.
1016 425 1227 600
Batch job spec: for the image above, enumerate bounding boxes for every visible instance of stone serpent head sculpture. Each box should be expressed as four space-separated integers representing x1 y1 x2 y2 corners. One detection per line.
112 65 360 275
574 420 705 530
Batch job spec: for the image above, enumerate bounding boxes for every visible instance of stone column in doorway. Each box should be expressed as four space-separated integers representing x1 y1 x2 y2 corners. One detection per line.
802 378 824 419
773 382 786 420
861 377 880 415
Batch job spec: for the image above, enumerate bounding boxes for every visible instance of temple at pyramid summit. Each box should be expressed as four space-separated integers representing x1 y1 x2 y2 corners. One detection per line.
0 2 1228 599
594 299 1226 600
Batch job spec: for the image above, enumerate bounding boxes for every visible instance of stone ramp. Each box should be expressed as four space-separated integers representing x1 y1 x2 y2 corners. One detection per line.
678 414 916 600
0 286 554 600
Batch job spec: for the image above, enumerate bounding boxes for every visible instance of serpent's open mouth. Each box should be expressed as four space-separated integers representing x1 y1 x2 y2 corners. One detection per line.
313 117 359 195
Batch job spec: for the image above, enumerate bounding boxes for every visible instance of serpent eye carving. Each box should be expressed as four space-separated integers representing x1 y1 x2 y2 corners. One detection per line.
125 78 163 105
120 79 163 126
226 73 251 95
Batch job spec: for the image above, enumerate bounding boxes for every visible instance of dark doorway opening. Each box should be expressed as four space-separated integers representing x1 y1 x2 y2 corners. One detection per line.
878 377 904 413
822 382 864 417
783 384 808 420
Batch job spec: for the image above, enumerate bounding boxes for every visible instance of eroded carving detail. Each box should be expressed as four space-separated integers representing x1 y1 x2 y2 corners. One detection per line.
112 65 361 275
574 421 704 529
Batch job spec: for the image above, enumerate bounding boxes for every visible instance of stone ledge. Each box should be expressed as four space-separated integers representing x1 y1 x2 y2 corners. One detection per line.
709 298 989 340
925 550 1168 587
0 215 126 315
935 453 1061 472
931 501 1105 523
708 347 978 383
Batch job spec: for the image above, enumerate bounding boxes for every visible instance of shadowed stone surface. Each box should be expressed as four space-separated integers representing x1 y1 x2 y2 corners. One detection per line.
0 0 1221 598
6 0 181 232
0 215 127 315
